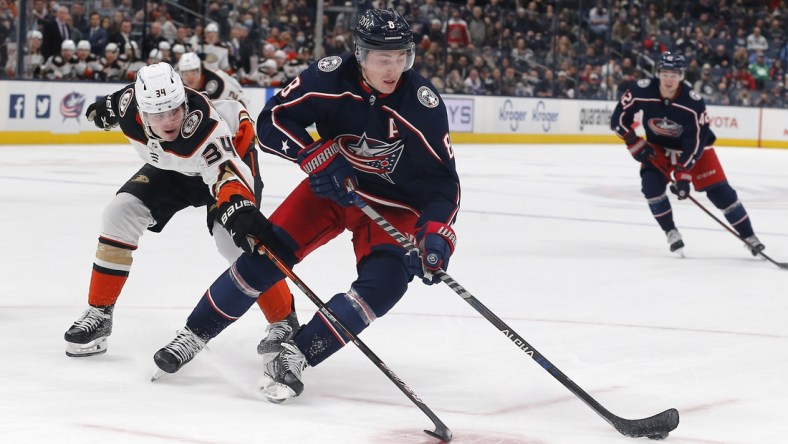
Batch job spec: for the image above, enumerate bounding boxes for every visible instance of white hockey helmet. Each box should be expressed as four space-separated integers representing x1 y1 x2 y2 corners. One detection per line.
61 39 76 51
178 52 201 72
134 62 187 137
77 40 91 51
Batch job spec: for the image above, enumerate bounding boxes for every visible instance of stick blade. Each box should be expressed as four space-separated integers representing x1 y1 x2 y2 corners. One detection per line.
613 408 679 439
424 428 452 443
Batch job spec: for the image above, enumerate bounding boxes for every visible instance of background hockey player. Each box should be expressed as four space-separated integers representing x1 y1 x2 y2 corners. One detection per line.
152 9 460 403
178 51 247 106
611 52 764 256
40 39 77 80
64 62 292 359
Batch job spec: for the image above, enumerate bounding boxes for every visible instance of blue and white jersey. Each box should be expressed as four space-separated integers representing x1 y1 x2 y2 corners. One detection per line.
611 77 716 169
257 53 460 227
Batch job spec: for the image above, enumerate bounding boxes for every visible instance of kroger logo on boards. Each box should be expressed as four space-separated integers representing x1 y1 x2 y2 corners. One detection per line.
498 99 528 132
532 100 559 132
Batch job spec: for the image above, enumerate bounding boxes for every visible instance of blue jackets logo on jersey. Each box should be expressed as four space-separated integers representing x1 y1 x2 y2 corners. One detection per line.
317 56 342 72
417 86 439 108
647 117 684 138
338 133 404 183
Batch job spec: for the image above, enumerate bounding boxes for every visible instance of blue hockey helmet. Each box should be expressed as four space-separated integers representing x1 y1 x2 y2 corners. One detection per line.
657 52 686 73
354 8 415 70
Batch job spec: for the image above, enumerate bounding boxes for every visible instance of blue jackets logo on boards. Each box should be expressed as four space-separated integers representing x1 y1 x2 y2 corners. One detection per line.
499 99 527 132
36 95 51 118
60 92 86 121
9 94 24 118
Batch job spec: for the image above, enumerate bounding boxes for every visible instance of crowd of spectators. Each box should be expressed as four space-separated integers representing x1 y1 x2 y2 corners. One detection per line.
1 0 787 108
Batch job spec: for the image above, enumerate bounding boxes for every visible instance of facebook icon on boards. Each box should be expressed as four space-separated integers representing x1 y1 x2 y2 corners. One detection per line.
10 94 25 118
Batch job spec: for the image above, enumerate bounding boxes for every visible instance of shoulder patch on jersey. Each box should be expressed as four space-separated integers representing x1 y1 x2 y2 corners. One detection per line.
205 79 219 95
317 56 342 72
181 110 203 139
637 78 652 88
689 90 702 101
118 88 134 118
417 86 440 108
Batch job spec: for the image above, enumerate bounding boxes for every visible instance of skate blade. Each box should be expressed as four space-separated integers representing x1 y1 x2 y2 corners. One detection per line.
65 337 108 357
258 374 296 403
672 248 685 258
151 368 168 382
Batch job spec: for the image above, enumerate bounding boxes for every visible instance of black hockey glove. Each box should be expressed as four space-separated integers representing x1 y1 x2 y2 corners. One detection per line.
404 222 457 285
623 131 654 163
217 195 275 255
86 95 119 131
669 166 692 200
297 139 358 207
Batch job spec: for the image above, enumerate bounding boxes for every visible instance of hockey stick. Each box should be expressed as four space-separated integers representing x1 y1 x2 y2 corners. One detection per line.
650 160 788 269
683 194 788 269
256 244 452 443
347 191 679 440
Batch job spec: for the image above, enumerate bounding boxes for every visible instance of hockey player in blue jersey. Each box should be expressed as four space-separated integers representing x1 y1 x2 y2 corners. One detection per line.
611 52 764 256
152 8 460 402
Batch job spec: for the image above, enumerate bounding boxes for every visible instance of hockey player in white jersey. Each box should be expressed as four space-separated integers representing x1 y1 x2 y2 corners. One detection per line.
63 62 293 358
178 52 247 106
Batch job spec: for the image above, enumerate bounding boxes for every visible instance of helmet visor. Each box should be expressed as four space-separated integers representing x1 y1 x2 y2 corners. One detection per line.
358 45 415 73
141 105 185 141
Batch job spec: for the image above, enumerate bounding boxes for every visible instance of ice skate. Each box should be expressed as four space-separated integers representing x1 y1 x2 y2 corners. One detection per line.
257 311 300 364
152 328 206 379
64 305 114 357
258 341 307 403
666 229 684 257
744 235 765 257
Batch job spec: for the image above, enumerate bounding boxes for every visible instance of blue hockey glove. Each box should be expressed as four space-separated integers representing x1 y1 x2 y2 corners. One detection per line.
297 139 357 207
86 95 119 131
623 131 654 163
669 166 692 200
405 222 457 285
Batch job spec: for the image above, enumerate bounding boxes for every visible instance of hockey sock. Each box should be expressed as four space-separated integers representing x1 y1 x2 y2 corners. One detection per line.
256 279 294 323
186 262 268 340
88 238 135 307
294 253 409 367
646 194 676 232
706 185 755 238
294 292 368 367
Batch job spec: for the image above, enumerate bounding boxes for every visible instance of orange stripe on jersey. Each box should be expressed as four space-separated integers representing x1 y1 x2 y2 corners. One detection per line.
255 280 294 323
216 181 255 206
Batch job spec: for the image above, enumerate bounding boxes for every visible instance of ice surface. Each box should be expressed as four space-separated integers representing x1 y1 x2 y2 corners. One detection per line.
1 143 786 443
